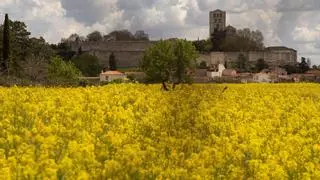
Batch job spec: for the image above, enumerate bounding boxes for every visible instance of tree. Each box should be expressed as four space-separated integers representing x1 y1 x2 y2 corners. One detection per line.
2 14 10 73
199 61 207 69
255 59 269 72
192 39 212 53
312 65 318 69
220 28 264 52
141 39 198 90
109 52 117 70
307 58 311 68
71 53 101 76
281 64 299 74
106 30 136 41
22 37 55 81
236 53 249 72
0 19 32 76
211 29 226 51
299 57 310 73
87 31 102 42
48 56 82 84
51 42 76 61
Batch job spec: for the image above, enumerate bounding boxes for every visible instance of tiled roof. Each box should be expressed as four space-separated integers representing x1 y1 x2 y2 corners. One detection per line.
222 69 237 76
266 46 296 52
305 70 320 75
101 71 124 75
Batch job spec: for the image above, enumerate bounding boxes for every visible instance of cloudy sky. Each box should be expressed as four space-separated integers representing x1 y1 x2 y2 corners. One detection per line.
0 0 320 64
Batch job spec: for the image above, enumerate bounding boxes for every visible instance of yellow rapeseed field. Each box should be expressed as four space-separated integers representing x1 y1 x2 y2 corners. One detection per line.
0 83 320 179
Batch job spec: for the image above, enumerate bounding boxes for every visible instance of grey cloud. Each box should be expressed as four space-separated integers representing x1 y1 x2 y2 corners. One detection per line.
1 0 320 64
60 0 112 25
276 0 320 12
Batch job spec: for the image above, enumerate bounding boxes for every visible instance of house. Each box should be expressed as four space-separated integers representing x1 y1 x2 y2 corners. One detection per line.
270 67 287 76
207 64 226 78
253 73 272 83
222 69 237 77
100 70 127 82
305 69 320 76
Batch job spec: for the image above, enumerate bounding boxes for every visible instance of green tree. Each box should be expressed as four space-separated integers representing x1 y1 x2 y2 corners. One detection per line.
71 53 101 76
22 37 55 81
312 65 318 70
299 57 310 73
221 28 264 52
255 59 269 72
105 30 136 41
2 14 10 73
211 29 226 51
48 56 82 84
199 61 207 69
109 52 117 70
87 31 102 42
0 19 31 76
236 53 249 72
192 39 212 53
141 39 198 90
281 64 299 74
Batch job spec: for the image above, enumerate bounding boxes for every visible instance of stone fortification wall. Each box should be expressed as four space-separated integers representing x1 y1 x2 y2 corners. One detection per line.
200 49 297 68
89 51 144 68
72 41 156 52
71 41 297 69
71 41 156 68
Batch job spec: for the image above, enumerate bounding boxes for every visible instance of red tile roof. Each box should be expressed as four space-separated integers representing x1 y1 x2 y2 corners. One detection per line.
101 71 124 75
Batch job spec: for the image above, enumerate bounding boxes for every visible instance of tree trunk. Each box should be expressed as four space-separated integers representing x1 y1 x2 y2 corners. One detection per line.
162 81 169 91
172 82 179 90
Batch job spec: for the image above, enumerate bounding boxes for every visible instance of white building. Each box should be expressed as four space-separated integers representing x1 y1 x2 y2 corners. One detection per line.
253 73 273 83
100 70 127 82
207 64 226 78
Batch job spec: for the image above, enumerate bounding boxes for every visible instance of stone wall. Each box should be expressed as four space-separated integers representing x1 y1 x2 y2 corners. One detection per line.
201 50 297 68
72 41 297 69
72 41 156 68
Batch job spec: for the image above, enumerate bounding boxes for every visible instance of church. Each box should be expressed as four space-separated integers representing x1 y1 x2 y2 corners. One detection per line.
206 9 297 68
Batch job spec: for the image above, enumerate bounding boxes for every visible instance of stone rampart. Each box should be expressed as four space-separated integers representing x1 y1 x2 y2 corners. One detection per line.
71 41 156 68
72 41 297 69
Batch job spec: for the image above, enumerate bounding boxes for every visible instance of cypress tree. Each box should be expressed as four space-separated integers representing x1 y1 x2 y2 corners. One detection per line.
109 52 117 70
2 13 9 72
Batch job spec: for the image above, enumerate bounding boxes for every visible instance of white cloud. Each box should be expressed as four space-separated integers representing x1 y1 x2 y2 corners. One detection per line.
0 0 320 64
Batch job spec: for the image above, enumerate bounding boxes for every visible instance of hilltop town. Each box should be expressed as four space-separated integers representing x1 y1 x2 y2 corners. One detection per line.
64 9 319 83
0 10 319 86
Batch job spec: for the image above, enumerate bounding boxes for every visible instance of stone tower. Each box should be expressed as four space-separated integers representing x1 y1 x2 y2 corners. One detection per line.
209 9 226 36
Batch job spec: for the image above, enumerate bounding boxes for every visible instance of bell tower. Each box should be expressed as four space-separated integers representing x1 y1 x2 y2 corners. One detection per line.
209 9 226 36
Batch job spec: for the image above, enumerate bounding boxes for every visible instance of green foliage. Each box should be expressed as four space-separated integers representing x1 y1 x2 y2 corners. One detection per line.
235 53 249 73
1 14 10 72
71 53 102 76
219 28 264 52
109 52 117 70
48 56 82 84
0 19 55 78
141 39 198 90
7 21 32 76
199 61 207 69
255 59 269 72
106 30 136 41
281 58 310 74
192 39 212 53
281 64 299 74
87 31 102 42
211 29 226 51
299 57 310 73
